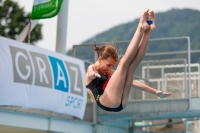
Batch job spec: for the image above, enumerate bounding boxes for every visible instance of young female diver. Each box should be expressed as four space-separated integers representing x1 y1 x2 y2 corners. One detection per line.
85 9 172 112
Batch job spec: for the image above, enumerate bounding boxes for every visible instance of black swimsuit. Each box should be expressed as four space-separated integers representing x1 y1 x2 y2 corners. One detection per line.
86 73 123 112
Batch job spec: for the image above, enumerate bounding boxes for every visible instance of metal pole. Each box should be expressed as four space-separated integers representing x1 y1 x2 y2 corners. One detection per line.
72 46 76 57
145 63 150 99
142 66 145 100
161 67 165 91
94 51 97 63
55 0 69 54
187 37 192 110
184 59 187 98
198 64 200 97
93 102 97 133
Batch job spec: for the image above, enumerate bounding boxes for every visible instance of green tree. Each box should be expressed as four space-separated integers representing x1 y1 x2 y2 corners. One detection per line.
0 0 43 44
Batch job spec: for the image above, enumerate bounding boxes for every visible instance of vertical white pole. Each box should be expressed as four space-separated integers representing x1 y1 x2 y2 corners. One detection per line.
198 64 200 97
142 67 145 100
184 59 187 98
56 0 69 54
187 37 192 110
158 80 160 91
161 67 165 91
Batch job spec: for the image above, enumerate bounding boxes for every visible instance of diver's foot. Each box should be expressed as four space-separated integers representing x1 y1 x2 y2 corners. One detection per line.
147 10 156 32
138 9 150 32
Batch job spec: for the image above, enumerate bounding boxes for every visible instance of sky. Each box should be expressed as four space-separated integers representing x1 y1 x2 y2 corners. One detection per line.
14 0 200 52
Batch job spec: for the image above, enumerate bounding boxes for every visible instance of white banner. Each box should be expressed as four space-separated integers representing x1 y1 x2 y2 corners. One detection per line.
0 36 87 119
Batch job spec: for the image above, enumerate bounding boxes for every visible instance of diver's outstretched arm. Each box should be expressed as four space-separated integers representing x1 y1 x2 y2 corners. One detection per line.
132 80 172 98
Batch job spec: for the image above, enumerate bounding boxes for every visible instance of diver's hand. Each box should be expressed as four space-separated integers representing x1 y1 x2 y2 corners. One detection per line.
156 91 172 98
91 66 101 78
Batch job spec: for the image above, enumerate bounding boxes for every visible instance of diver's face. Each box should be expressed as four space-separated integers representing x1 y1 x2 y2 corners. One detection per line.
98 57 116 74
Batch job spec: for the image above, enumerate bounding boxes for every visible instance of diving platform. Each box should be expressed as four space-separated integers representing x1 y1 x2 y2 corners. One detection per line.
1 97 200 133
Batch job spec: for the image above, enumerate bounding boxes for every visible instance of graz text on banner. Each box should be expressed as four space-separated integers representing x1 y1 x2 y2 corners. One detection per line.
0 36 87 119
